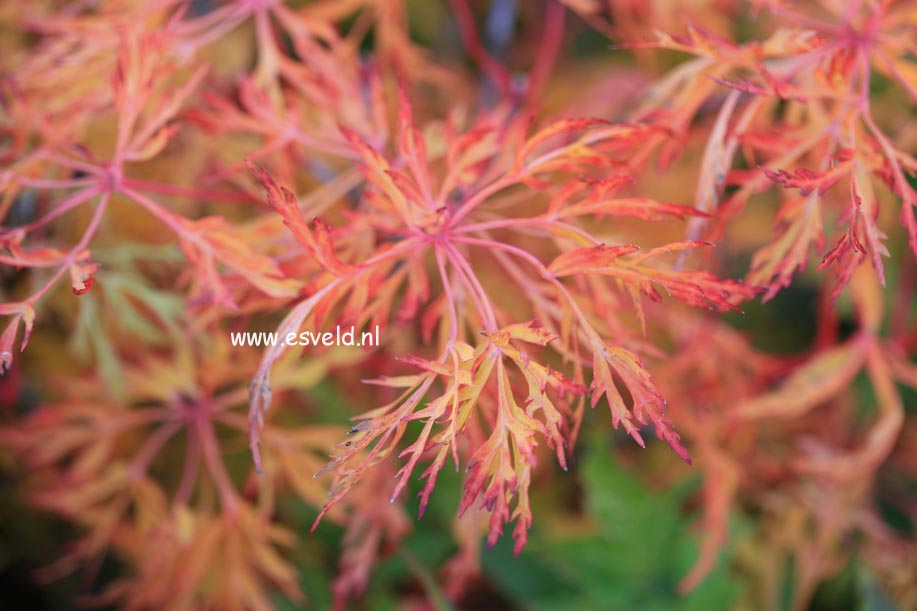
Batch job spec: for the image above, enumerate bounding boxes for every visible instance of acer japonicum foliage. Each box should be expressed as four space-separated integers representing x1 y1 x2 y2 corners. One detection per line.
0 0 915 609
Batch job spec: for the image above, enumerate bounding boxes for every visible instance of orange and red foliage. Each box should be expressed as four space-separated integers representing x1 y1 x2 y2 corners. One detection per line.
1 0 915 609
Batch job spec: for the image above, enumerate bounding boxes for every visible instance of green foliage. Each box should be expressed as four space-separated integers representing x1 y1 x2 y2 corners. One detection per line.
485 437 741 611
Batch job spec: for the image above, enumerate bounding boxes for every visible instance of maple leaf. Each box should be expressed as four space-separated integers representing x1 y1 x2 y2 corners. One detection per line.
175 215 299 309
589 342 691 464
760 151 854 196
0 303 35 375
0 332 339 605
817 164 890 302
310 322 585 556
737 335 869 420
548 241 759 313
546 176 708 222
7 2 917 607
69 259 99 295
97 502 304 610
247 159 356 276
748 195 825 301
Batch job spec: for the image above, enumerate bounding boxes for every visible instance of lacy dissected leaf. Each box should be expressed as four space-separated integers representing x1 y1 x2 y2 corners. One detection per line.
589 342 691 464
0 303 35 374
760 150 854 196
748 195 824 301
177 215 299 308
7 2 917 608
549 241 758 313
738 336 868 420
98 503 302 611
311 323 584 556
69 259 99 295
817 164 890 301
554 189 707 222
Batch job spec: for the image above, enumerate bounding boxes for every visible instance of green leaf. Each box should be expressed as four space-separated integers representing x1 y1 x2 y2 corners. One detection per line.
486 435 742 610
